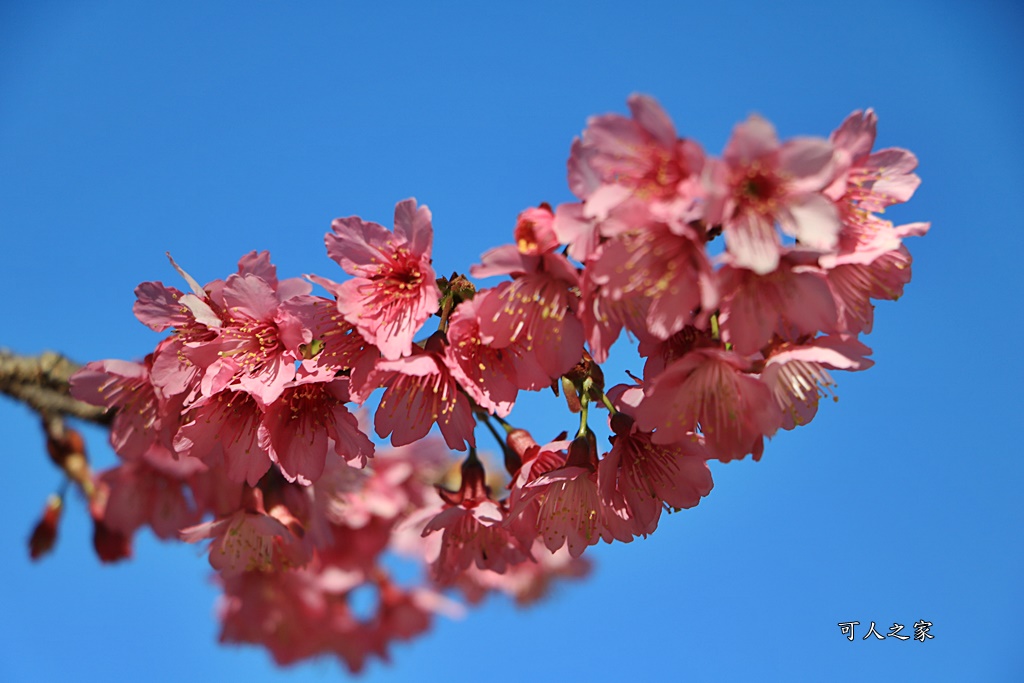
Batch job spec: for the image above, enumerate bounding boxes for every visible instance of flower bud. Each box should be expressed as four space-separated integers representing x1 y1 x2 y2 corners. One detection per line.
92 518 132 563
505 428 537 474
28 495 62 561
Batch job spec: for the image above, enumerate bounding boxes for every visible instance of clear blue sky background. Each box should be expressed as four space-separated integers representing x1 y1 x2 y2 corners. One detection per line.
2 1 1021 681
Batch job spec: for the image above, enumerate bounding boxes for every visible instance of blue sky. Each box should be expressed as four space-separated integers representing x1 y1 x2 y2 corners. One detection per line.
1 1 1021 681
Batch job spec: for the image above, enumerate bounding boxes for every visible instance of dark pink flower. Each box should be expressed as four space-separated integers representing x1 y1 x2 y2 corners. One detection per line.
825 244 920 335
260 376 375 485
556 94 707 262
442 295 548 416
761 335 874 429
422 453 528 583
584 221 717 348
324 198 441 361
598 387 713 536
507 436 608 558
218 569 336 667
717 253 837 355
816 110 929 335
471 221 585 380
201 269 311 404
70 356 179 461
174 388 271 486
826 109 921 212
281 291 381 402
97 460 201 539
180 489 311 576
637 348 781 462
370 345 476 451
579 264 653 364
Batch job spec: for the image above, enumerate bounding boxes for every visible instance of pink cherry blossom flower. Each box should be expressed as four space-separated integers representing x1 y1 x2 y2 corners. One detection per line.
826 109 921 212
186 460 244 519
555 94 707 262
705 115 839 274
281 291 381 402
132 255 223 336
370 342 476 451
516 465 602 557
508 436 606 558
324 198 441 361
70 356 180 461
584 220 717 352
442 295 549 417
717 252 838 355
217 567 363 668
173 388 271 486
422 452 529 584
471 211 585 380
260 375 375 485
761 335 874 429
133 252 314 406
598 387 713 536
578 258 653 364
812 111 929 335
180 489 311 576
312 455 409 540
825 243 920 334
637 348 782 462
200 268 312 404
97 460 201 539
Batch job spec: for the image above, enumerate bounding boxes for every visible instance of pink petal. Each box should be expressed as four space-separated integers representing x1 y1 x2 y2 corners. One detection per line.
778 137 835 192
779 193 840 250
627 93 677 147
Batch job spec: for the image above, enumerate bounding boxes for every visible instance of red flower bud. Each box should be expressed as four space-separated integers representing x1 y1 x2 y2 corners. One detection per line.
28 495 62 561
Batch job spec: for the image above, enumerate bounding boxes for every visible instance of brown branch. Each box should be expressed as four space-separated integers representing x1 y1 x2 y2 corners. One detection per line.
0 348 113 426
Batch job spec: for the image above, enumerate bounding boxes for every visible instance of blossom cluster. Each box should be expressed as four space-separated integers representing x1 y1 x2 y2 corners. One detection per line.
47 95 926 672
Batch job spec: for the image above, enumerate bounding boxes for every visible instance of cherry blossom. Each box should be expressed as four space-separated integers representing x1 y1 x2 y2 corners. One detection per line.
705 115 839 274
325 198 440 361
48 95 929 674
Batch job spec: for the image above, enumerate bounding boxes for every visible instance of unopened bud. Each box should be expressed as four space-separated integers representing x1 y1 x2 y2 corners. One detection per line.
28 495 63 561
506 428 536 460
502 428 536 475
92 519 132 563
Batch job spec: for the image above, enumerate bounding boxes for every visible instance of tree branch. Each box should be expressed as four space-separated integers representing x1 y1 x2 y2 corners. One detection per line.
0 349 112 425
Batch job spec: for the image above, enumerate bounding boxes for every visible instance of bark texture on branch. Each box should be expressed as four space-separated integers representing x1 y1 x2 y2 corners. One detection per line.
0 348 112 425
